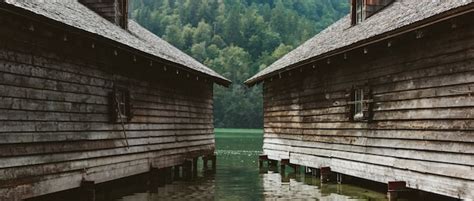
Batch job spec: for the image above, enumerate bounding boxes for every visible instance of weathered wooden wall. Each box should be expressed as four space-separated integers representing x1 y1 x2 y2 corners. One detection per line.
0 9 215 201
78 0 127 27
262 13 474 199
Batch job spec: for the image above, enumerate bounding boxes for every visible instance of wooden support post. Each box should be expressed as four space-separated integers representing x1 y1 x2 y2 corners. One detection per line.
165 167 173 184
268 160 278 171
174 165 181 180
337 173 343 184
281 173 290 183
149 167 159 192
259 154 268 168
80 180 96 201
280 159 291 183
387 181 407 201
280 159 289 173
203 156 209 171
192 157 199 177
211 154 217 172
157 168 166 187
320 167 331 183
311 167 320 177
280 164 285 174
183 159 193 180
290 164 300 174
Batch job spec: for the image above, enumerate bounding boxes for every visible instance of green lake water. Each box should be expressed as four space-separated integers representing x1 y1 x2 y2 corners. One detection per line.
112 128 390 201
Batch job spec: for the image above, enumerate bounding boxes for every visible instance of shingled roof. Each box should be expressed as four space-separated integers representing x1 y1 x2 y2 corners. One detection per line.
245 0 473 85
2 0 231 86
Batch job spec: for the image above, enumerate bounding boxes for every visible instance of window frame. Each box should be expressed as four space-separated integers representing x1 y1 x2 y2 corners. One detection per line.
348 84 373 122
353 88 365 120
110 86 133 124
355 0 364 24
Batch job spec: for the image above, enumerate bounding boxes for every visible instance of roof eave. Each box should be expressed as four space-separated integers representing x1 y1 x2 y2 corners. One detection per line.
0 2 231 87
245 3 474 87
216 78 232 87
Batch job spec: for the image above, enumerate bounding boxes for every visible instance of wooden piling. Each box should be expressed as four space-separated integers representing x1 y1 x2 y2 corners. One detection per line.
183 159 193 180
312 168 320 177
148 168 159 192
150 167 165 187
387 181 407 201
203 156 209 171
320 167 331 183
80 180 96 201
280 159 289 173
210 154 217 172
259 154 268 168
336 173 343 184
174 165 181 180
165 167 173 184
290 164 300 174
268 160 278 172
192 157 199 177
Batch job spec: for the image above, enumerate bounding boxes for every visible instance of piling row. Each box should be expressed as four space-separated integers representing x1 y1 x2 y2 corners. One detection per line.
257 155 434 201
78 154 217 201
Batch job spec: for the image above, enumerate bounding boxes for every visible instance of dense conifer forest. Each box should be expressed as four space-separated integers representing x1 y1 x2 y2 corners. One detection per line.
130 0 349 128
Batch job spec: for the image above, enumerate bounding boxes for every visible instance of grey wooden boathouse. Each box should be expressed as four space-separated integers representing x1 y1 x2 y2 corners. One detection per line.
0 0 230 200
246 0 474 200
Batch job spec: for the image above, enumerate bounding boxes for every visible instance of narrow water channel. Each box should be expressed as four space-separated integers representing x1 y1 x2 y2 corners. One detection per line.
111 128 389 201
31 129 392 201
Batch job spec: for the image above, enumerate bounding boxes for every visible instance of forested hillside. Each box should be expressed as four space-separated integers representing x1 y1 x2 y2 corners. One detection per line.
129 0 349 128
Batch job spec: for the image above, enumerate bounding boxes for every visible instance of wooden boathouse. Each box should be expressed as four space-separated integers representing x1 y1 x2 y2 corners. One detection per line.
246 0 474 200
0 0 230 200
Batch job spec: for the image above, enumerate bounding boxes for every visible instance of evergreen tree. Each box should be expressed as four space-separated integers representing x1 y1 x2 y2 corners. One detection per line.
129 0 349 128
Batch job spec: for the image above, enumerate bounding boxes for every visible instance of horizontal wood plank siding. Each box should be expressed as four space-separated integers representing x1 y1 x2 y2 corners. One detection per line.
262 14 474 199
0 10 215 200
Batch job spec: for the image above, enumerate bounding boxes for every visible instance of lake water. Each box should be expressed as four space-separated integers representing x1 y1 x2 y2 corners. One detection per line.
30 129 407 201
110 128 389 201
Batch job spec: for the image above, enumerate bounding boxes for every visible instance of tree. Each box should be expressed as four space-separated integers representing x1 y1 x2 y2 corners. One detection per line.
129 0 350 128
193 21 212 44
191 42 208 61
223 4 242 45
271 44 293 59
163 24 185 49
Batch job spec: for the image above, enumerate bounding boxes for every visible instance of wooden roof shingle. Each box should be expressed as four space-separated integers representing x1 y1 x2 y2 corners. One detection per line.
245 0 473 85
2 0 231 86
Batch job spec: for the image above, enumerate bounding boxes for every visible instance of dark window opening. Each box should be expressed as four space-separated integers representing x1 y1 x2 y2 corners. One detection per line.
110 87 133 123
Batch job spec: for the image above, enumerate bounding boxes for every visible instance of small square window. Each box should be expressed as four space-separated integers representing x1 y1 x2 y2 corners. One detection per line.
348 85 373 122
110 87 133 123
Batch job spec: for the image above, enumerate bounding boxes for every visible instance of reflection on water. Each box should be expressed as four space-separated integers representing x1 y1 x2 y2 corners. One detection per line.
117 176 216 201
262 173 387 201
113 129 389 201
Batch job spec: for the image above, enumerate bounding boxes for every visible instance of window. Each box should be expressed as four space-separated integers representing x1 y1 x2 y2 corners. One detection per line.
353 88 364 120
110 87 133 123
118 0 129 29
348 85 373 121
351 0 365 25
351 0 394 25
355 0 364 24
